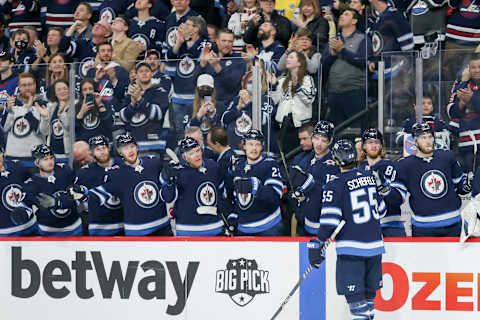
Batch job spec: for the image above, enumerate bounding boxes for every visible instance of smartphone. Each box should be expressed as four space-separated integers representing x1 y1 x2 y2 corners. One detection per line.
85 93 94 105
204 96 212 103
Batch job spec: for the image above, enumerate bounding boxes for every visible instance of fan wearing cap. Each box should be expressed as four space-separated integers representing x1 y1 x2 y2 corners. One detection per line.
22 144 82 236
358 128 406 237
0 51 18 96
72 135 124 236
159 136 224 236
128 0 166 54
0 144 36 236
119 61 169 158
89 134 171 236
144 49 172 92
187 74 220 137
392 122 471 237
167 15 211 139
227 129 286 236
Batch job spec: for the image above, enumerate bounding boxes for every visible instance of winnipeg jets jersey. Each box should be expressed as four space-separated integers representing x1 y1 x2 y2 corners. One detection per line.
300 152 340 235
23 164 82 236
228 156 284 234
359 159 404 229
75 158 123 235
129 16 165 52
392 150 466 228
0 160 35 236
160 159 223 236
90 157 169 236
319 168 386 257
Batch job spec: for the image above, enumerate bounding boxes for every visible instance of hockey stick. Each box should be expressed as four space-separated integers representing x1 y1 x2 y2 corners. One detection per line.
165 147 180 165
270 220 346 320
165 148 179 236
468 130 478 173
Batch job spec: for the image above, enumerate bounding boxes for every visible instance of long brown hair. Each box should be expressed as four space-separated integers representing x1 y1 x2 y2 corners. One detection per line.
46 52 68 87
282 51 308 96
192 88 217 118
299 0 321 20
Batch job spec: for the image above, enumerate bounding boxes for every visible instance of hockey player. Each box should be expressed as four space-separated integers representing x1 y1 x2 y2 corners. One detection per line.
74 135 123 236
308 139 386 320
293 120 340 236
0 145 36 236
89 134 171 236
359 128 406 237
392 122 471 237
160 137 224 236
23 144 83 236
227 129 285 236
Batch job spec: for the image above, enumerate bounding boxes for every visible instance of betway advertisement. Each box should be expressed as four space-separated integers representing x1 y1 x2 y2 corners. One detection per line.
0 239 324 320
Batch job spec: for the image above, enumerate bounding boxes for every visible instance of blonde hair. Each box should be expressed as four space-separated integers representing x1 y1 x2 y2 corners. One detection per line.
299 0 321 20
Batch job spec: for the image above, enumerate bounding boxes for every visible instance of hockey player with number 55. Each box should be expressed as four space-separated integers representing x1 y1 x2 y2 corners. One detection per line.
308 139 386 320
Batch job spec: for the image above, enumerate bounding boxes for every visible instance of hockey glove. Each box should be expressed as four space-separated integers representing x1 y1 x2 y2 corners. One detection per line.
67 184 88 201
36 193 61 210
307 238 325 268
10 207 32 225
372 170 391 196
233 177 261 195
162 161 179 185
458 181 472 195
291 165 308 189
291 189 306 205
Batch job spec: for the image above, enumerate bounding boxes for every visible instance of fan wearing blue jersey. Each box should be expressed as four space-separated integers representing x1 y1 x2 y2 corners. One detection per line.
309 139 386 320
359 128 406 237
392 122 471 237
227 129 286 236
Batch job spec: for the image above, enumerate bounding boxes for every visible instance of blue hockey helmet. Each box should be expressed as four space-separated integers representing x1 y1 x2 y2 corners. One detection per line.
88 135 110 149
332 139 357 167
312 120 334 141
242 129 265 144
115 134 137 148
31 144 54 160
179 136 200 154
412 122 434 138
362 128 383 144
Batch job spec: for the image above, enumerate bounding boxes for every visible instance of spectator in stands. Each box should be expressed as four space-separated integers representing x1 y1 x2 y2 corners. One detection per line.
3 0 41 34
4 72 48 165
228 0 259 52
87 42 130 111
61 19 112 78
323 8 371 129
10 29 37 73
0 17 10 53
24 26 39 48
98 0 132 22
349 0 367 32
447 54 480 172
191 0 222 27
246 21 285 73
278 28 321 74
31 27 63 73
109 16 141 72
207 24 218 49
188 74 219 137
75 78 114 143
292 0 329 50
200 29 246 115
43 52 69 98
72 140 93 170
42 0 78 31
243 0 292 48
144 49 171 91
0 52 18 96
39 79 73 163
70 2 93 41
168 15 211 139
272 50 316 154
129 0 165 54
120 62 170 156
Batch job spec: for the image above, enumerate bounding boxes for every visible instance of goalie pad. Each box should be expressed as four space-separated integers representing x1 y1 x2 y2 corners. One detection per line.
461 196 480 242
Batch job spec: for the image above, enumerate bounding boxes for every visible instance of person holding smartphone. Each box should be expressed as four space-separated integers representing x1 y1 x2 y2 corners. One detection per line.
188 74 220 140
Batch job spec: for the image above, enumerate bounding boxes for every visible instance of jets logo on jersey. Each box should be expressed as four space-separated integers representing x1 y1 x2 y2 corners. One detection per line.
372 31 384 56
12 3 26 15
324 159 336 166
412 0 429 15
196 182 217 207
132 33 150 47
100 8 115 23
460 0 480 19
13 116 32 138
80 57 95 78
131 112 148 127
420 170 448 199
98 80 114 102
2 184 24 211
134 180 160 209
82 111 100 130
178 55 195 78
166 27 178 48
105 195 122 210
51 119 64 139
0 91 9 109
50 191 72 218
237 191 253 210
235 113 252 136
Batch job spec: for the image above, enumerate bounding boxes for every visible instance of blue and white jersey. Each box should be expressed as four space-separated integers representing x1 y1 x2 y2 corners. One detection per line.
359 159 404 229
98 0 132 23
228 156 284 234
393 150 466 228
58 35 97 78
160 159 223 236
446 0 480 46
0 160 36 236
75 158 123 236
128 16 165 52
302 152 340 235
319 168 386 257
90 157 169 236
257 40 285 74
23 163 82 236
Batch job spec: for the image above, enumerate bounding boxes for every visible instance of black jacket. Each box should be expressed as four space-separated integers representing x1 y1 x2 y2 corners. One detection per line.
294 15 330 51
243 11 292 48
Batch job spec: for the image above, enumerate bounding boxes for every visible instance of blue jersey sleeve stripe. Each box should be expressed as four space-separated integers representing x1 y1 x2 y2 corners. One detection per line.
271 186 283 197
321 206 342 216
400 43 414 51
265 178 284 189
319 218 340 226
397 32 414 42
